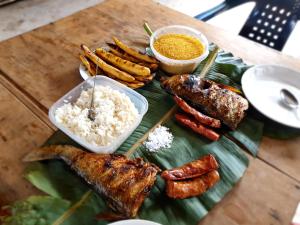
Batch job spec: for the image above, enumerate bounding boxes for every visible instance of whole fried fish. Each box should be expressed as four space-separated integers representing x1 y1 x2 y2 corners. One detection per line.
161 75 249 129
23 145 160 218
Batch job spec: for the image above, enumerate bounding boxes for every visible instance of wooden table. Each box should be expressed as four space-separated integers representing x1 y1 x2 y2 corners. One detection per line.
0 0 299 224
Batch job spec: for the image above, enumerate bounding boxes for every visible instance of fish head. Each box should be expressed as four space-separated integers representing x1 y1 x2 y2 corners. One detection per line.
161 74 212 95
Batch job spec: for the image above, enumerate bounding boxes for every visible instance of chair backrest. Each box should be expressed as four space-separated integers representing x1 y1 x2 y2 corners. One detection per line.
239 0 300 50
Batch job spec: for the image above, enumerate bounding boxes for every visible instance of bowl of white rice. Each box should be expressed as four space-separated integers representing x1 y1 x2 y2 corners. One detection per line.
49 75 148 153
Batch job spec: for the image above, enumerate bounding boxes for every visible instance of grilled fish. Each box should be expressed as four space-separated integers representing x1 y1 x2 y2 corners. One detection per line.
23 145 160 218
161 75 249 129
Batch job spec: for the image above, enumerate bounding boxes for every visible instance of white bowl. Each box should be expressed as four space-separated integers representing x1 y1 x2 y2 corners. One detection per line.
242 65 300 128
108 219 161 225
150 25 209 74
49 76 148 153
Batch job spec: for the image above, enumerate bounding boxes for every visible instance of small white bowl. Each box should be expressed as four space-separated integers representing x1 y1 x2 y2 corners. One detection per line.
150 25 209 74
242 65 300 128
108 219 161 225
49 76 148 153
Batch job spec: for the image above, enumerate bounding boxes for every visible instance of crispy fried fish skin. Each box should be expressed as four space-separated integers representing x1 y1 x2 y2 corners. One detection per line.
23 145 160 218
161 75 249 130
161 154 219 181
166 170 220 199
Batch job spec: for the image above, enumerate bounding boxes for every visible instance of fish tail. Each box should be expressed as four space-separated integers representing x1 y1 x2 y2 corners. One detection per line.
23 145 75 162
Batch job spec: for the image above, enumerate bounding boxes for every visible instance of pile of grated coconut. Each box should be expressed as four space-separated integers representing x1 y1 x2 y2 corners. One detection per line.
143 125 173 152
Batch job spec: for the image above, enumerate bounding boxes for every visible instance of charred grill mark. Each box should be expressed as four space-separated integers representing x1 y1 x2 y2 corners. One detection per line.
123 178 135 187
111 154 125 160
110 168 118 179
104 158 113 168
126 157 144 167
143 186 152 194
27 146 159 218
162 74 249 130
119 164 133 173
60 148 158 218
142 166 157 177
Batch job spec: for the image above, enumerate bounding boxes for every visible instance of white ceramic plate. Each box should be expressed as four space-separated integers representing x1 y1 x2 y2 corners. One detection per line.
108 219 161 225
79 47 110 80
242 65 300 128
79 63 90 80
79 47 156 81
79 49 101 80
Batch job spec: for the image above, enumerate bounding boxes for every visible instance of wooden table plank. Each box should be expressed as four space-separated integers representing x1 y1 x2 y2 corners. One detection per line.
259 136 300 181
0 1 299 223
2 0 299 183
0 70 299 223
0 0 299 112
0 83 54 205
0 73 56 130
200 157 300 225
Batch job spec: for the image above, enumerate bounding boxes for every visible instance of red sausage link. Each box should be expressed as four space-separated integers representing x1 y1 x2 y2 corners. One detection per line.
166 170 220 199
173 95 221 128
161 154 219 181
175 113 220 141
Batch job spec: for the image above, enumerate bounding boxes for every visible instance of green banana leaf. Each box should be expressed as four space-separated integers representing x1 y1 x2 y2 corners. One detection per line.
195 45 300 139
3 47 299 225
151 44 300 139
16 79 252 225
0 196 71 225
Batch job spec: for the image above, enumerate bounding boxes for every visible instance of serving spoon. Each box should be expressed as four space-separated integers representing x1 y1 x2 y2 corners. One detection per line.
280 88 299 109
88 65 98 121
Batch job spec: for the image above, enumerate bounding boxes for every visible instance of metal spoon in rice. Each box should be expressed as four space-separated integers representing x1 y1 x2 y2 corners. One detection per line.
88 65 98 121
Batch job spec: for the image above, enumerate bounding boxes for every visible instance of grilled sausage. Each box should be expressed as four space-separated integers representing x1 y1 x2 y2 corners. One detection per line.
175 113 220 141
173 95 221 128
166 170 220 199
161 154 219 181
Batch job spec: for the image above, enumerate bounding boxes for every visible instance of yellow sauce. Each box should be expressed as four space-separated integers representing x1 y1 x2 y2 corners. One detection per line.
154 34 204 60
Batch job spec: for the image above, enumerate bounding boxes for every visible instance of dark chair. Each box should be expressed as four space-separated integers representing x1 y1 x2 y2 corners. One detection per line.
195 0 300 51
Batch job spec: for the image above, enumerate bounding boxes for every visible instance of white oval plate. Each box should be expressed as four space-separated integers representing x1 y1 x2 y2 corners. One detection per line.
79 47 110 80
108 219 161 225
242 65 300 128
79 63 90 80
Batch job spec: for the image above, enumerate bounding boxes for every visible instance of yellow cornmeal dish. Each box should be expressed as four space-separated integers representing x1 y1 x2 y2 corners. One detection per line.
154 34 204 60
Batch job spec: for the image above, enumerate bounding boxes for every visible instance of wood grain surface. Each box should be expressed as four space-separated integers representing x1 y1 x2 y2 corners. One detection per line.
0 83 54 205
0 0 298 184
259 136 300 181
0 0 299 224
0 0 299 112
199 157 300 225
